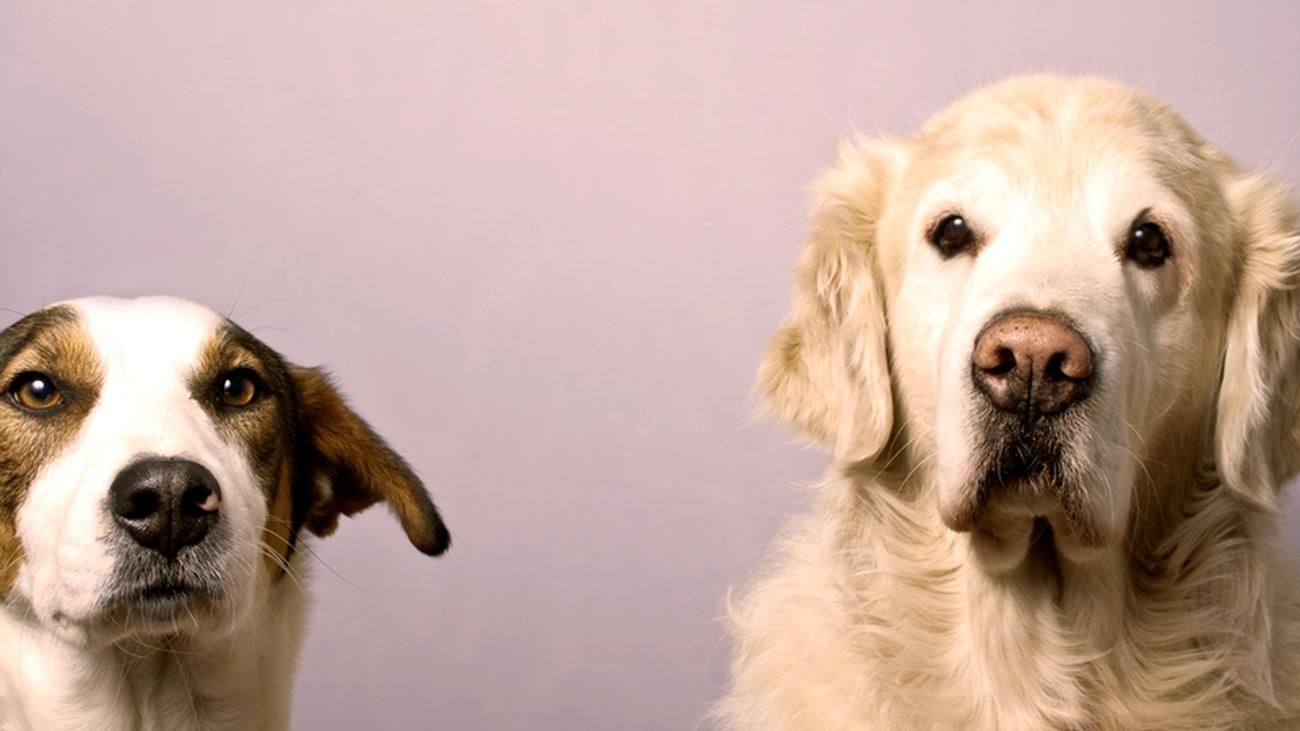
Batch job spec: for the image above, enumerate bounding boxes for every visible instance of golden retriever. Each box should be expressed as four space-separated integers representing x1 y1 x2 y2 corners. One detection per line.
721 76 1300 729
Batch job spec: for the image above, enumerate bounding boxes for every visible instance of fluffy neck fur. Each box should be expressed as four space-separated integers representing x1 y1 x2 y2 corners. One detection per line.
828 462 1297 729
724 449 1300 730
0 553 309 731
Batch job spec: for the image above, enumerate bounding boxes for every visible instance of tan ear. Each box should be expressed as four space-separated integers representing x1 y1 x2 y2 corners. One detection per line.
757 138 908 463
292 366 450 555
1215 169 1300 511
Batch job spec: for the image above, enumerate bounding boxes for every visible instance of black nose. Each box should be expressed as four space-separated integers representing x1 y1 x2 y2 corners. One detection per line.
972 312 1094 416
109 458 222 558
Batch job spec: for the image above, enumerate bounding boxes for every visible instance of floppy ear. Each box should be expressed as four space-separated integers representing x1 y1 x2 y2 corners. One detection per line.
292 366 450 556
757 138 908 463
1215 169 1300 511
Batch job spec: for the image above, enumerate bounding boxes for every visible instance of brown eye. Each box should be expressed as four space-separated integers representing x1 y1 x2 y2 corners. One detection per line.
1127 221 1170 269
10 372 61 411
218 369 259 408
930 214 976 258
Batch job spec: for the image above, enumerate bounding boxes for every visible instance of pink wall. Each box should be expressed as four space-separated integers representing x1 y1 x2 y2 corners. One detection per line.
2 2 1297 727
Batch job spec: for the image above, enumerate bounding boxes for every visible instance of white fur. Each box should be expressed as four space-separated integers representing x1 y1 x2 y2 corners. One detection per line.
1 297 305 730
0 553 307 730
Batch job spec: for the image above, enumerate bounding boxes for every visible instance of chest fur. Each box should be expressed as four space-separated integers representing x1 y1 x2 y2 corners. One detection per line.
0 558 308 731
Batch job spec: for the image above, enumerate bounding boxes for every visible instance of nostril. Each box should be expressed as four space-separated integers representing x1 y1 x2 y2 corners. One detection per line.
182 484 220 516
984 348 1017 376
115 488 159 521
1044 352 1069 381
1044 348 1092 381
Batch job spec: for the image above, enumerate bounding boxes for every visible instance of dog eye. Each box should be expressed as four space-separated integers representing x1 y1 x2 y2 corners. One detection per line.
929 214 975 258
218 369 261 408
9 372 62 411
1126 221 1170 269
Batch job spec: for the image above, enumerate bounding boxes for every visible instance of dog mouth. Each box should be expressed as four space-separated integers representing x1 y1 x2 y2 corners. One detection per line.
86 545 231 634
96 579 223 626
80 522 235 629
942 410 1103 551
39 577 225 644
105 580 217 609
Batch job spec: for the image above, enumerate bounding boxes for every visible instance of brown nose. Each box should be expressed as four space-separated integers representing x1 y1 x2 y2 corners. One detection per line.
971 312 1093 416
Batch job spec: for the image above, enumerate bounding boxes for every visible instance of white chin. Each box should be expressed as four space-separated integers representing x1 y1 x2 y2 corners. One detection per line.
968 512 1039 574
966 508 1110 576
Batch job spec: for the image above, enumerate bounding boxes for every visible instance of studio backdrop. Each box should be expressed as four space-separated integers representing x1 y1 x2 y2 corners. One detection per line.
2 2 1298 728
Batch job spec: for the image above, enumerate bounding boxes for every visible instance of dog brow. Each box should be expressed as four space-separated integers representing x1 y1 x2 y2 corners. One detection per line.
0 306 78 375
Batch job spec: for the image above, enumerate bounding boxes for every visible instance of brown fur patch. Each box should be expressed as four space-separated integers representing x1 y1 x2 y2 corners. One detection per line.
0 306 103 593
292 366 450 556
188 324 301 578
189 323 449 579
262 462 297 578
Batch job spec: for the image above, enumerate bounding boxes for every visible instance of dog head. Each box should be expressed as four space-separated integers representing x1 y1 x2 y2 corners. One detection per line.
0 296 449 645
760 76 1300 571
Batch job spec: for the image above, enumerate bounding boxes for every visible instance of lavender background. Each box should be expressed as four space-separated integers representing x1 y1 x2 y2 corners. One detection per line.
2 2 1298 728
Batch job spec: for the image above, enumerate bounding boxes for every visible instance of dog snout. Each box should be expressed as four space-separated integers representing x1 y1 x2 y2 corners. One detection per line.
971 312 1093 416
109 458 222 559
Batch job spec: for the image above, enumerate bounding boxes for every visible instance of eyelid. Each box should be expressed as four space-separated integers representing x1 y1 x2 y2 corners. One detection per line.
925 210 963 241
220 358 267 382
7 369 53 388
1135 207 1172 231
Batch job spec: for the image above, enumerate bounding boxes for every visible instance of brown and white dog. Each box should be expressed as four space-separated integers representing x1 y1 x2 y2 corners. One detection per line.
0 296 449 730
722 76 1300 729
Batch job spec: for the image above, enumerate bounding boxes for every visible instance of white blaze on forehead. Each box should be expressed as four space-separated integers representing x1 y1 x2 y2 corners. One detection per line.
65 297 228 461
65 296 224 372
15 296 267 638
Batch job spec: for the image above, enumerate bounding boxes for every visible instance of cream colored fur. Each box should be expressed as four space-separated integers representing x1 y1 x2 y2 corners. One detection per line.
721 76 1300 729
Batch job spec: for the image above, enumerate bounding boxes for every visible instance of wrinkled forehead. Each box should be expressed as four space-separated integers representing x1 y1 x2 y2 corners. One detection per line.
910 98 1180 210
66 296 225 378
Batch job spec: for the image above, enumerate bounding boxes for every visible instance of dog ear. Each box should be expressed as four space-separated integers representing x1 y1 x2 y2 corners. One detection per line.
1215 169 1300 511
757 138 908 463
291 366 450 555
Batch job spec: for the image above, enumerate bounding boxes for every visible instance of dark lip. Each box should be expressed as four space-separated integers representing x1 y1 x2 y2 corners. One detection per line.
941 414 1069 533
99 581 220 621
136 583 198 601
